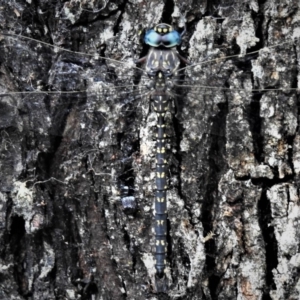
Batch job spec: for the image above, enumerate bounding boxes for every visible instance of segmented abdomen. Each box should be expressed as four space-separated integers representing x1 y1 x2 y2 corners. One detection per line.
153 94 169 276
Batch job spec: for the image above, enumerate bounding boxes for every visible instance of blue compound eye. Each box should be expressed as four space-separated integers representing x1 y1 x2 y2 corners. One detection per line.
161 31 181 48
144 27 182 48
144 29 162 47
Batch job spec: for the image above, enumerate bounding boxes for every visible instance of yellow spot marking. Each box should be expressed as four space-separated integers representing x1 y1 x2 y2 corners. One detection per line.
163 28 168 33
157 172 165 178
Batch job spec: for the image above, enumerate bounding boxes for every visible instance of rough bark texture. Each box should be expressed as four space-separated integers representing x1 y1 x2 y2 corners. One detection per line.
0 0 300 299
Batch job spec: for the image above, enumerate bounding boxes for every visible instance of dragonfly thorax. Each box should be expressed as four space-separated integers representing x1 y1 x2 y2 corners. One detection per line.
145 48 181 78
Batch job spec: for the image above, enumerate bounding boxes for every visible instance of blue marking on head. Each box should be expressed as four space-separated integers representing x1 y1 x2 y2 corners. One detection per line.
144 27 181 48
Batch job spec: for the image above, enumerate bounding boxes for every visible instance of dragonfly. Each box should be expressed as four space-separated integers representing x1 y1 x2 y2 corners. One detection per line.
1 16 299 296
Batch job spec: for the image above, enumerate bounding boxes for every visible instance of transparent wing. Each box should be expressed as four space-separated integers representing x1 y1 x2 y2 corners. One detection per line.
1 32 298 183
0 32 151 139
1 32 298 140
0 33 154 194
174 36 299 184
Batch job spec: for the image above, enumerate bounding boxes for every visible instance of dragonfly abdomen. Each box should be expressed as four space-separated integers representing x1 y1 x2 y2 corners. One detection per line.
154 95 169 276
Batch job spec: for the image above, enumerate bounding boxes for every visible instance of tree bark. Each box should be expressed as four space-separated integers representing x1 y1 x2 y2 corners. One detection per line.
0 0 300 299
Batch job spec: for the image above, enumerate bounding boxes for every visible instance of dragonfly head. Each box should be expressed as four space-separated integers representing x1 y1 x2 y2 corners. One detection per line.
144 23 182 48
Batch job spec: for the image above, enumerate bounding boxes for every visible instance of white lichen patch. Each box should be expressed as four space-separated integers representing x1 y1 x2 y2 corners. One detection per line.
265 121 282 140
260 96 275 118
293 135 300 175
140 139 154 158
236 13 260 56
38 241 55 279
251 60 265 79
145 2 164 26
141 253 156 277
143 205 151 212
0 263 12 272
65 289 76 299
62 2 80 25
0 192 7 226
179 137 190 152
249 0 259 12
292 26 300 39
189 17 218 56
268 183 300 273
250 164 274 179
117 17 132 51
30 213 45 232
272 254 300 300
177 219 206 288
12 181 34 233
238 258 264 300
139 114 156 161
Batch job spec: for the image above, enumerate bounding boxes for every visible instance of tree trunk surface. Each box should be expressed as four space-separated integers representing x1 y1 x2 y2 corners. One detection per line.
0 0 300 299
